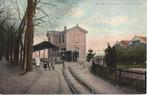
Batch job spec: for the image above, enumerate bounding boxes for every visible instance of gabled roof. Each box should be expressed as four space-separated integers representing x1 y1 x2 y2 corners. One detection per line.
129 35 147 44
114 40 129 48
46 31 61 36
33 41 58 52
136 36 146 42
120 40 130 47
113 35 147 48
66 24 88 33
46 24 88 36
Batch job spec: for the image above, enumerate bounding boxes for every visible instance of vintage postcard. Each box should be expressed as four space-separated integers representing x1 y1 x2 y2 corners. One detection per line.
0 0 146 94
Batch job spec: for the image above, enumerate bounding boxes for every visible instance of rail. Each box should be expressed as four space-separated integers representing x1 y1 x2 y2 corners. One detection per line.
63 66 100 94
62 67 78 94
55 70 62 94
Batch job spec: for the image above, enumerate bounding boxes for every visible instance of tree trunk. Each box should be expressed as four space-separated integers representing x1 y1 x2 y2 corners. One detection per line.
22 32 27 70
14 37 19 65
19 37 23 68
6 32 10 61
25 0 34 72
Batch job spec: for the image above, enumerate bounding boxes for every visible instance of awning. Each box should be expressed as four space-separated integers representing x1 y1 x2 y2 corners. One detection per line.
33 41 59 52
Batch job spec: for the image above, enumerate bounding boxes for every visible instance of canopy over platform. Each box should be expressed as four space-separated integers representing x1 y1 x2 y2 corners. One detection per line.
33 41 58 52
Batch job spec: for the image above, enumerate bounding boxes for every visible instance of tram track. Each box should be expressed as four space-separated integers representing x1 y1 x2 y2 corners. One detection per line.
62 66 92 94
55 70 62 94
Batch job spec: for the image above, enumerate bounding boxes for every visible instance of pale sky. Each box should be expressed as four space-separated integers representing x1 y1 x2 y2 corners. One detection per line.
56 0 147 53
5 0 147 54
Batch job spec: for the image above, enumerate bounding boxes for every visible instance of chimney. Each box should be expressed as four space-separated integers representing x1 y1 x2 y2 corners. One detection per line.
64 26 67 31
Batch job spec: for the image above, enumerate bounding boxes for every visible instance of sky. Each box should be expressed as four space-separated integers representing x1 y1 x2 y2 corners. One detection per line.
5 0 147 54
56 0 146 54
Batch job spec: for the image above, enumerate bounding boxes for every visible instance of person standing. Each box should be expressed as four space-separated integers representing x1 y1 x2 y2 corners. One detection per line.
51 57 55 70
48 61 51 70
35 55 40 68
43 62 47 70
62 54 65 68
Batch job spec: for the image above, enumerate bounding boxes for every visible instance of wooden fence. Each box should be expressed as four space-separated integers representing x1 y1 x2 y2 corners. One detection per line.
92 63 146 91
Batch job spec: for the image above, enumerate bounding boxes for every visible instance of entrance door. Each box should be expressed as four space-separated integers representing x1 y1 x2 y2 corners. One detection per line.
72 51 79 62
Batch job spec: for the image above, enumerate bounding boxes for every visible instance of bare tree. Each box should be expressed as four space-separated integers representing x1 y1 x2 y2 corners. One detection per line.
1 0 81 72
25 0 38 72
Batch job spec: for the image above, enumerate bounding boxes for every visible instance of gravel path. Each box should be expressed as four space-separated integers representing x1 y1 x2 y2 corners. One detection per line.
68 62 139 94
0 63 41 94
27 70 59 94
0 61 142 94
0 62 72 94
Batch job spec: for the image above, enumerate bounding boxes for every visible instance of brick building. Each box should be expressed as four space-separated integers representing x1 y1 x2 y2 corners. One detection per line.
46 24 88 62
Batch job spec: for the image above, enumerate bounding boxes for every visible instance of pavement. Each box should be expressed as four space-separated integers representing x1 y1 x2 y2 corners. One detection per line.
0 62 71 94
0 63 41 94
27 69 59 94
0 61 141 94
66 62 140 94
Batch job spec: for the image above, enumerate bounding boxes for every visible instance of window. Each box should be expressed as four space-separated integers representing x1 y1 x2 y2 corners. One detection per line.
59 33 64 43
62 34 64 43
59 35 61 43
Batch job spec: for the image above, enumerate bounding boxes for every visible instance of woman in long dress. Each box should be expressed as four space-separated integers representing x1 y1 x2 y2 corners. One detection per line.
35 56 40 68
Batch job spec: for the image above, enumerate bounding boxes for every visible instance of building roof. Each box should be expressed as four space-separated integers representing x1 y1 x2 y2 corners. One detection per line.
114 40 130 48
46 31 62 37
136 36 146 42
46 24 88 36
33 41 59 52
120 40 130 47
66 24 88 33
113 35 146 48
129 35 147 44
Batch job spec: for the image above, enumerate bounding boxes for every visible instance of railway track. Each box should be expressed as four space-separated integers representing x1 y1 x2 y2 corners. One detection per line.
55 70 62 94
63 66 92 94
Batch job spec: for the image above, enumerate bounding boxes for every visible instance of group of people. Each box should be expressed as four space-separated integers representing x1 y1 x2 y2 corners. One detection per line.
43 59 55 70
35 56 55 70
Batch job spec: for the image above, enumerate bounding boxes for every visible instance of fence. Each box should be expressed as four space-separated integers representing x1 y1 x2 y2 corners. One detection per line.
92 63 146 91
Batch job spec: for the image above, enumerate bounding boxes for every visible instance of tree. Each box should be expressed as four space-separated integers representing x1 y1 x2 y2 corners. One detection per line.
25 0 37 72
86 49 95 62
0 0 83 72
113 42 146 69
105 43 117 69
0 3 18 63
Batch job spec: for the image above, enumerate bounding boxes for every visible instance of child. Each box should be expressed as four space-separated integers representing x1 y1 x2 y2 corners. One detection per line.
51 60 55 70
48 62 51 70
43 62 47 70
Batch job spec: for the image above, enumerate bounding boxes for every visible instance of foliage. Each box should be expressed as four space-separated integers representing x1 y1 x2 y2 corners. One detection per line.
105 43 117 69
0 6 18 61
114 43 146 69
0 0 84 72
86 49 95 62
